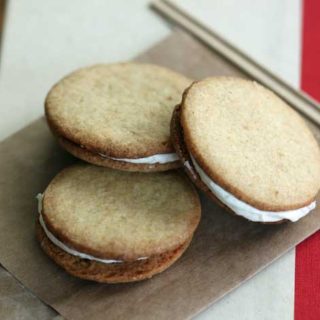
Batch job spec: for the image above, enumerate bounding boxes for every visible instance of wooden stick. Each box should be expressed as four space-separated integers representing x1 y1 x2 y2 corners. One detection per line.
0 0 5 32
151 0 320 127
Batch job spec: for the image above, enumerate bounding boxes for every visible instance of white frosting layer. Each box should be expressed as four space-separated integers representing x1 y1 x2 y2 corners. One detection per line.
36 194 147 264
98 152 179 164
189 157 316 222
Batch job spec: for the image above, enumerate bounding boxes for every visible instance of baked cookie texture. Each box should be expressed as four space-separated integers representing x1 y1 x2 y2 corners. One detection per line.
179 77 320 212
45 63 192 171
171 104 286 224
38 164 201 282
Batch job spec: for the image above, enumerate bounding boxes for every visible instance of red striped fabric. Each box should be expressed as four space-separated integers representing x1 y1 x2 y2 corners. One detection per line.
294 1 320 319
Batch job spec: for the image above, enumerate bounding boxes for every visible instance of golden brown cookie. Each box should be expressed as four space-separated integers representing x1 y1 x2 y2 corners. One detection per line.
45 63 192 172
36 164 201 283
36 222 191 283
171 77 320 223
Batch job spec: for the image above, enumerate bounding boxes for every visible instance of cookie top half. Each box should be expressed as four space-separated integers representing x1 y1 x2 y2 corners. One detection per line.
41 164 200 260
45 63 191 158
181 77 320 211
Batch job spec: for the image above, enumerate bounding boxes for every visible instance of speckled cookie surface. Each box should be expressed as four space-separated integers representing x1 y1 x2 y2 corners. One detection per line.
36 223 191 283
58 136 180 172
171 104 286 224
41 164 201 261
180 77 320 211
45 63 192 159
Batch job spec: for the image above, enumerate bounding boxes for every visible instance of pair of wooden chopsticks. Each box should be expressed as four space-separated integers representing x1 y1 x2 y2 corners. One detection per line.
151 0 320 127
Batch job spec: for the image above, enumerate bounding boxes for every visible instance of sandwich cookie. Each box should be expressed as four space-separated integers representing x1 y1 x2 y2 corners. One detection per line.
171 77 320 223
45 63 192 172
36 164 200 283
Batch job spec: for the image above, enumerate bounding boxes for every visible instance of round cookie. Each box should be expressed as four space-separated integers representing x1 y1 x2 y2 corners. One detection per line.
171 77 320 223
36 164 201 283
45 63 192 172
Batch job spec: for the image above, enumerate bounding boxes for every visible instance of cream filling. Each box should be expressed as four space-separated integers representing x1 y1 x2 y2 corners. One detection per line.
189 156 316 222
98 152 179 164
36 194 147 264
78 142 178 164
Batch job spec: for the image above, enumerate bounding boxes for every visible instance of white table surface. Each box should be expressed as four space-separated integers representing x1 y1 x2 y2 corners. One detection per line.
0 1 300 319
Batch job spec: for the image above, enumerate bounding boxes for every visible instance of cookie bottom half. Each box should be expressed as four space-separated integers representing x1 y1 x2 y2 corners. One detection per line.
58 137 180 172
36 222 191 283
